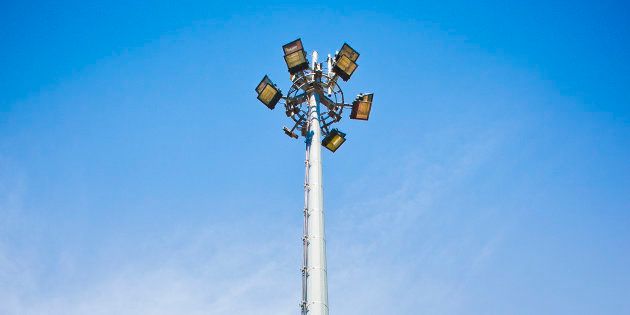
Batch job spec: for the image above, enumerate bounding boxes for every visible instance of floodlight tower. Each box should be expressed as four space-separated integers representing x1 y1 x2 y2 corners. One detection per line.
255 39 374 315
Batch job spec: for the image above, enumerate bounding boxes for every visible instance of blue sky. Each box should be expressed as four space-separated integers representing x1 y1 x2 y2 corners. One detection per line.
1 1 629 314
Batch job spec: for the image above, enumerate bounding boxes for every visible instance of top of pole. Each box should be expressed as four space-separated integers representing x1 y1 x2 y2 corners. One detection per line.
254 39 373 148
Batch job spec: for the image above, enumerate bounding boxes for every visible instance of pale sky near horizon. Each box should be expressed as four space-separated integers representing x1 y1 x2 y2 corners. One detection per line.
1 1 629 314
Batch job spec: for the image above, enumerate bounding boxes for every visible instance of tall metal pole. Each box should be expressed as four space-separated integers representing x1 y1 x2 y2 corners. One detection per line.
301 51 329 315
255 39 371 315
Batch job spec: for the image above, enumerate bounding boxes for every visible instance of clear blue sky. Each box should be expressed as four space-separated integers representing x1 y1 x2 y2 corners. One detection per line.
1 1 629 314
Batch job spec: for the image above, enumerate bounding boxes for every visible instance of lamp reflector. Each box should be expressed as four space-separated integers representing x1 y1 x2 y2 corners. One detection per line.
337 43 360 62
350 93 373 120
255 75 282 110
284 50 309 74
283 38 309 74
333 54 358 81
322 129 346 152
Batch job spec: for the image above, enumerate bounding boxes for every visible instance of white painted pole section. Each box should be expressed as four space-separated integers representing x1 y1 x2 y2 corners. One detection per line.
327 54 333 95
312 50 319 69
302 50 329 315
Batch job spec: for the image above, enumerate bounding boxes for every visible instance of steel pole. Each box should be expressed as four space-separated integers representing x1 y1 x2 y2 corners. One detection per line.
301 51 329 315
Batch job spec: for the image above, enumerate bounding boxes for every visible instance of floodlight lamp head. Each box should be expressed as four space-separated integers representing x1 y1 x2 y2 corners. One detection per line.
283 126 299 139
283 38 309 75
337 43 360 62
350 93 374 120
322 129 347 152
256 75 282 110
333 54 358 81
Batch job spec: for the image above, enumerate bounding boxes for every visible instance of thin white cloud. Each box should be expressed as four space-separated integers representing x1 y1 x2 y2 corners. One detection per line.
0 122 514 315
327 123 515 314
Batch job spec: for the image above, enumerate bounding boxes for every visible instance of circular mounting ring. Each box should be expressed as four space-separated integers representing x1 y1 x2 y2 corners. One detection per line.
283 70 345 137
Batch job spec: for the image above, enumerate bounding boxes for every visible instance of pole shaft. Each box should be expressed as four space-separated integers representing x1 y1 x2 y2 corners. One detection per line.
301 50 329 315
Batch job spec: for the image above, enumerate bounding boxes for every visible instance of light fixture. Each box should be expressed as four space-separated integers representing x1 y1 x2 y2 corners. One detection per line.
333 54 357 81
321 129 346 152
283 39 309 74
350 93 373 120
283 126 299 139
333 43 359 81
337 43 360 62
256 75 282 110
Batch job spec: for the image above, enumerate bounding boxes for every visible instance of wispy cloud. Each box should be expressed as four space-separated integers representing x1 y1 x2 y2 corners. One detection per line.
0 122 515 315
327 123 516 314
0 222 298 315
0 159 297 315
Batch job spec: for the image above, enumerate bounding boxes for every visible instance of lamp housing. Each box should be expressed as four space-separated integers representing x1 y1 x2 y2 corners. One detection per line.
255 75 282 110
283 127 299 139
322 129 347 153
333 54 358 81
283 39 309 74
336 43 360 62
350 93 373 120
